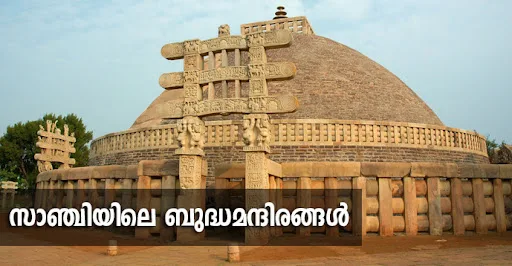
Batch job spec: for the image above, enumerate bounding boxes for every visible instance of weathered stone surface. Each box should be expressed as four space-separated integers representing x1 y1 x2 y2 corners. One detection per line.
138 160 179 177
472 178 488 234
66 167 93 180
480 164 500 178
427 178 443 236
296 177 311 236
281 162 360 178
458 164 476 178
361 162 410 177
352 176 366 236
36 169 68 182
378 178 393 236
215 163 245 178
450 178 465 236
91 165 126 179
126 165 138 179
500 165 512 179
411 162 456 177
266 159 282 177
492 179 507 233
403 177 418 236
135 175 151 239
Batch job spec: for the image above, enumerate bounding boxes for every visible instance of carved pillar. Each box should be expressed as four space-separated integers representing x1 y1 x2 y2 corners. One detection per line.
175 116 206 242
243 114 272 245
177 38 206 241
243 33 275 245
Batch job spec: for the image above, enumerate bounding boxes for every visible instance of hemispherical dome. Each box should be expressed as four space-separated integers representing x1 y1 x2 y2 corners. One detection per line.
132 33 443 128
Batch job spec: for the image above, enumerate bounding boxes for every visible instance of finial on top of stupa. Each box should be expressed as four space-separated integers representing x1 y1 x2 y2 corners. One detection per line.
273 6 288 19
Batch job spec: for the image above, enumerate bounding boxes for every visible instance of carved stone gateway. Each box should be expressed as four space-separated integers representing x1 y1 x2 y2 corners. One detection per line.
34 120 76 173
159 18 299 244
158 29 298 118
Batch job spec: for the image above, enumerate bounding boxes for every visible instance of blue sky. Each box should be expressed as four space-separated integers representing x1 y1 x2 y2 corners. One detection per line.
0 0 510 143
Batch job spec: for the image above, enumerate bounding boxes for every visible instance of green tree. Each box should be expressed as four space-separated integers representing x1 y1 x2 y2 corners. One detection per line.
0 113 93 188
486 136 499 163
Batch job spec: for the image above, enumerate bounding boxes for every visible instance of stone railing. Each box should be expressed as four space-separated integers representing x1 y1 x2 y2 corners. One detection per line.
34 160 207 241
90 119 487 158
271 119 487 155
240 16 314 36
215 162 512 236
35 165 139 211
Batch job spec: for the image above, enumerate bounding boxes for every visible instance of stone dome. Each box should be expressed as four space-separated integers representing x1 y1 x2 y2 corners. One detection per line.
132 33 443 128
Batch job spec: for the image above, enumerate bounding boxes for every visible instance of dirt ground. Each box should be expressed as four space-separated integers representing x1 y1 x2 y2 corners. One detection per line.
1 224 512 265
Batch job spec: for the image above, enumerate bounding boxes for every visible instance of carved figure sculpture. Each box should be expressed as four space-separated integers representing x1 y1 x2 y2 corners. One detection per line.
218 24 230 37
177 116 205 152
256 116 271 146
243 117 257 146
243 115 271 148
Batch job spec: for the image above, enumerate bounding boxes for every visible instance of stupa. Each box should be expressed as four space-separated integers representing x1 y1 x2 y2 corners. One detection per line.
89 7 487 185
33 7 511 244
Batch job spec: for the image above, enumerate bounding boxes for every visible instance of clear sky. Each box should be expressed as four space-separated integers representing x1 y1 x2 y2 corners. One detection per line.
0 0 510 143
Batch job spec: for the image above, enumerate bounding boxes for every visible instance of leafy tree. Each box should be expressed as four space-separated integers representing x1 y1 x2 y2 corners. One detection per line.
0 113 93 188
0 168 18 182
485 135 500 164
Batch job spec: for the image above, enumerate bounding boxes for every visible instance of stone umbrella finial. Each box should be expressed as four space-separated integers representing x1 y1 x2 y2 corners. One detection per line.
274 6 287 19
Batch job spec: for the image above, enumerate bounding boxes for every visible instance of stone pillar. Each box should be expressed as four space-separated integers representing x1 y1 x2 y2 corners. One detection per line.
243 114 272 245
245 151 270 245
450 178 465 235
34 182 43 208
472 178 487 234
47 180 55 209
427 177 443 236
175 116 206 243
378 177 393 236
41 181 48 210
76 180 86 209
403 177 418 236
160 175 176 241
296 177 311 236
66 181 74 208
135 175 151 239
9 191 15 208
352 176 366 236
275 177 284 236
493 179 507 233
1 191 6 209
55 180 64 208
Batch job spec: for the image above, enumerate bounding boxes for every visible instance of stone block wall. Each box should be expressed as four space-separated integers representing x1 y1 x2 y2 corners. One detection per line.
89 145 489 188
